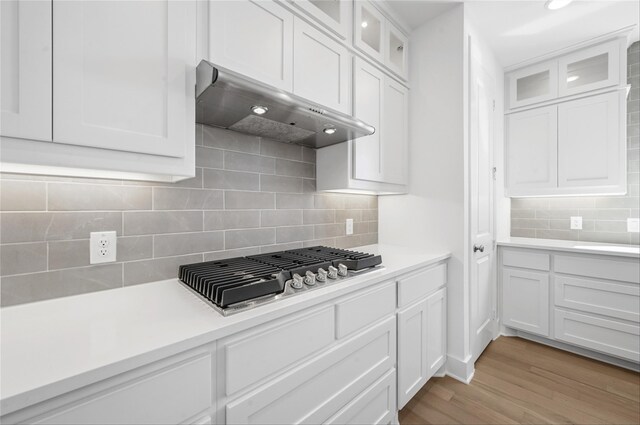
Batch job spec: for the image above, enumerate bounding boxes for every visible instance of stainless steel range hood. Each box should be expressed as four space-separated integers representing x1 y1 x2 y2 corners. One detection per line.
195 61 375 148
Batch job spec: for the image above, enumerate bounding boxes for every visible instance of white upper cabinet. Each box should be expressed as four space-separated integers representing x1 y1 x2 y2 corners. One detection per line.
0 0 52 142
558 40 620 97
384 22 408 80
558 91 625 192
316 58 408 194
293 18 351 114
290 0 352 40
507 36 626 110
353 1 408 81
381 77 408 185
508 60 558 109
353 1 385 63
209 0 293 91
53 0 195 158
506 105 558 195
353 58 383 183
505 35 628 197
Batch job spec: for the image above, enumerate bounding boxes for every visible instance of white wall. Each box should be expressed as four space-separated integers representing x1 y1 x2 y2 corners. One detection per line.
379 3 506 382
378 4 468 376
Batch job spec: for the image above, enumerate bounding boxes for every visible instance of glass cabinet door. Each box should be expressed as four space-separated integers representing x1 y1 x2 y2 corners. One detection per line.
291 0 351 40
385 23 408 79
508 60 558 109
354 1 385 62
558 39 620 97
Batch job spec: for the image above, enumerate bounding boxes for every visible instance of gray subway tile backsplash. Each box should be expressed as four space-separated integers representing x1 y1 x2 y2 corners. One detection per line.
511 42 640 246
0 125 378 306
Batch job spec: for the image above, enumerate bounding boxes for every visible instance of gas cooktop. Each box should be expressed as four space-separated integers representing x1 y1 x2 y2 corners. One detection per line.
178 246 383 315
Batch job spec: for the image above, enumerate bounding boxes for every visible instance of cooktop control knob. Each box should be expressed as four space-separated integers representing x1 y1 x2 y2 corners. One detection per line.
327 266 338 279
338 263 349 277
291 273 304 289
304 271 317 286
316 268 328 282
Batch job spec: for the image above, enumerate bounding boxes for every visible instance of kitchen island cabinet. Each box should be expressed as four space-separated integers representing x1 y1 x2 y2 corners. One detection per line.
0 245 450 424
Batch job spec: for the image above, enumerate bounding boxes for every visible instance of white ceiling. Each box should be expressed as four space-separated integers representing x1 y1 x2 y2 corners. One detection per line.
386 0 640 67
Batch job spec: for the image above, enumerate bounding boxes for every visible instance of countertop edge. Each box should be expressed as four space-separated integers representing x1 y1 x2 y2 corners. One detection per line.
497 238 640 258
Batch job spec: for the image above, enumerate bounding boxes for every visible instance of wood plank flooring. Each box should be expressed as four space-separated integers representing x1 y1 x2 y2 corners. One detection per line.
399 336 640 424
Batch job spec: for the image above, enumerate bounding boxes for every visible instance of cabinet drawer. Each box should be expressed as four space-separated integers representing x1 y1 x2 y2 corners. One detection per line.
226 317 396 424
555 275 640 322
397 263 447 308
502 249 550 271
36 354 212 424
554 255 640 283
325 369 396 425
336 281 395 338
224 306 335 395
554 309 640 362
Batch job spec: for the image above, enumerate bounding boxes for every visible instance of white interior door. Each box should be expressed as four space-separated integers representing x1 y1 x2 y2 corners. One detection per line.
469 53 497 365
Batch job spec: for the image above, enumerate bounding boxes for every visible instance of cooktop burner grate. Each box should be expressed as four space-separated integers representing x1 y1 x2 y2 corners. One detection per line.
178 246 382 313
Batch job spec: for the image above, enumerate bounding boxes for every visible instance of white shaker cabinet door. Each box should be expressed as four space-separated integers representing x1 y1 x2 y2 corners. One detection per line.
53 0 195 158
293 18 351 114
425 288 446 378
209 0 293 92
557 91 625 192
0 0 52 141
502 268 550 337
381 77 408 185
397 298 428 410
352 58 383 182
506 105 558 195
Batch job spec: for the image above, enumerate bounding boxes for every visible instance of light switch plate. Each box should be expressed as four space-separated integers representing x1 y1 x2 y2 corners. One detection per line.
570 216 582 230
90 231 117 264
628 218 640 233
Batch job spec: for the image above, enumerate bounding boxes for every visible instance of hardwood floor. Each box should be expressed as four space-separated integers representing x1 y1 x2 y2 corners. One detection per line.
399 336 640 424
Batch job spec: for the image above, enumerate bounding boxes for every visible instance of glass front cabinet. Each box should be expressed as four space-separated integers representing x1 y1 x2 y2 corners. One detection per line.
558 39 620 97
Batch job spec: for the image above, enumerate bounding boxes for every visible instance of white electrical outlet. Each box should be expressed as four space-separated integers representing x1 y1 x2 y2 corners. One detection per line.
628 218 640 233
346 218 354 235
90 231 117 264
570 216 582 230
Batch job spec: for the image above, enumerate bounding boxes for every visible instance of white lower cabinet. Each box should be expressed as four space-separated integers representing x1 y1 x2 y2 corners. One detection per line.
325 369 396 425
2 346 216 425
2 263 450 424
502 268 550 337
225 317 396 424
500 247 640 365
396 263 447 410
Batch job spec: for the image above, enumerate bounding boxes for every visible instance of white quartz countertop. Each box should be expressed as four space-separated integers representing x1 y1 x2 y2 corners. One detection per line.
0 244 450 415
498 237 640 258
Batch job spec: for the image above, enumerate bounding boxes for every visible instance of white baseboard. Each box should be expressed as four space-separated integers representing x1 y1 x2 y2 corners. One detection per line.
445 354 475 383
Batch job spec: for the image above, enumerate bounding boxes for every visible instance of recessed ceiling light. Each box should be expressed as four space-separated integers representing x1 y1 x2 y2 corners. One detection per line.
545 0 573 10
361 21 368 28
251 105 268 115
567 75 579 82
323 127 336 135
